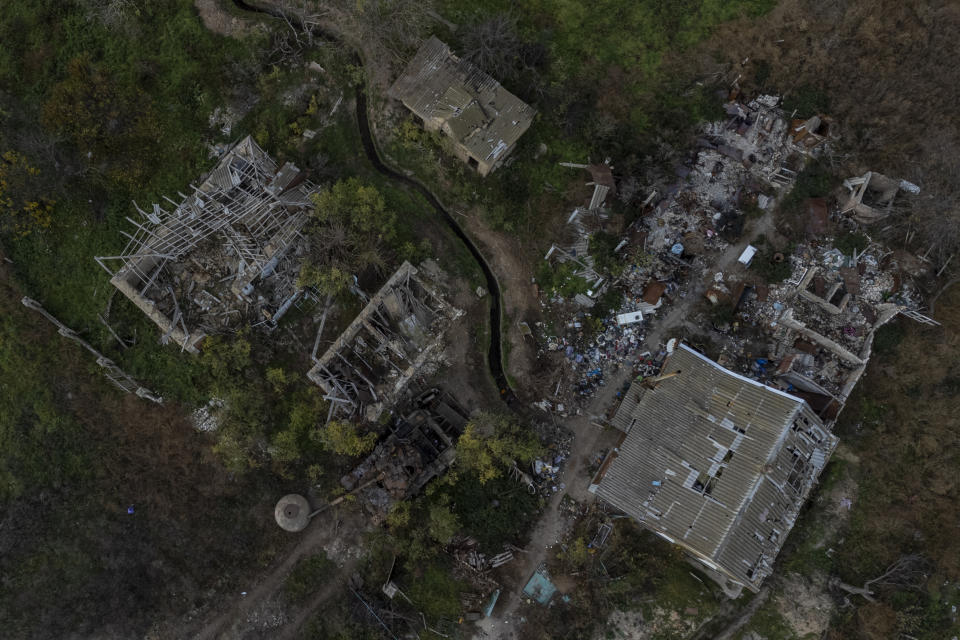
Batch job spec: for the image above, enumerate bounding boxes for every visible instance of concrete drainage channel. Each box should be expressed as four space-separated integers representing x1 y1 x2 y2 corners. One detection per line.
231 0 515 402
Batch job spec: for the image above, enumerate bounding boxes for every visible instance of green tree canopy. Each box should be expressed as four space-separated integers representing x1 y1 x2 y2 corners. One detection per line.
454 412 543 484
300 178 398 295
317 420 378 457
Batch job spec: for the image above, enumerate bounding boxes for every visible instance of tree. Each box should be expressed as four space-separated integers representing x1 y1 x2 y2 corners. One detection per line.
427 502 460 544
300 179 396 294
459 13 547 93
559 536 589 569
297 263 351 296
344 0 434 59
386 500 411 529
316 420 377 457
454 412 543 484
200 332 252 391
313 178 396 240
460 14 522 80
830 554 932 605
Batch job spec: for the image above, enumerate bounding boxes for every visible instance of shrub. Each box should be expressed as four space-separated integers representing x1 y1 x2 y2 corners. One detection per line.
834 231 869 256
316 421 377 457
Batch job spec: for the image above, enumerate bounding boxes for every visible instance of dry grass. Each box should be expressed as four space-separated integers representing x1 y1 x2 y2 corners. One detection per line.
685 0 960 254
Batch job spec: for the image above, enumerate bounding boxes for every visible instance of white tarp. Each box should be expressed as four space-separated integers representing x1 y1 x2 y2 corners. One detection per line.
738 245 758 265
616 310 643 326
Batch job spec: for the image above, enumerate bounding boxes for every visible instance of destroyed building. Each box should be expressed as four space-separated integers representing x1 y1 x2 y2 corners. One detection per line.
308 261 463 423
738 243 936 417
340 388 468 522
388 36 536 176
841 171 920 225
604 94 833 314
594 344 838 595
542 162 618 307
95 136 318 352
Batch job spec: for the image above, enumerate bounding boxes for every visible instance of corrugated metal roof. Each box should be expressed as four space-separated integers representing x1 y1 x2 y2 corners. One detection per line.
388 37 535 164
596 344 837 589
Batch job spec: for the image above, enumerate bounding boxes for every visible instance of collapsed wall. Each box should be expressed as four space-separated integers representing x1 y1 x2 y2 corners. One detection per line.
95 136 318 352
308 261 463 423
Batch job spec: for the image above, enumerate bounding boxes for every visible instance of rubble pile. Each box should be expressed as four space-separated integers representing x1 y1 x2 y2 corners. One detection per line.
533 315 649 412
340 389 468 523
451 538 515 572
735 240 927 408
536 94 831 408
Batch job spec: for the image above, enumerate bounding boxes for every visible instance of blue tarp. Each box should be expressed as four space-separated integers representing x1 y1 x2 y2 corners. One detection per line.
483 589 500 617
522 566 558 606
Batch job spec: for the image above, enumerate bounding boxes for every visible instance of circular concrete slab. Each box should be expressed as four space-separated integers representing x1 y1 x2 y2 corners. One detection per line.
274 493 311 532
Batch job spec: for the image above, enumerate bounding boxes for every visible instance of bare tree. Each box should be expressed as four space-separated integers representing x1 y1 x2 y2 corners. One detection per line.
830 554 931 605
342 0 435 61
459 14 522 80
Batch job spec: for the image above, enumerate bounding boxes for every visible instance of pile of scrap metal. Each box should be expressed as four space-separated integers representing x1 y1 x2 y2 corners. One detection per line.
452 537 515 573
339 388 468 523
308 261 463 423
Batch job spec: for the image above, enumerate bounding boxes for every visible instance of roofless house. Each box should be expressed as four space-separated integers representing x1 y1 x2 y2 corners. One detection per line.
389 36 536 177
95 136 319 352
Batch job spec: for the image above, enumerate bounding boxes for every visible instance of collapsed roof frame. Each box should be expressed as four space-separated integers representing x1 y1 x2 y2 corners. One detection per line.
94 136 318 352
308 261 462 423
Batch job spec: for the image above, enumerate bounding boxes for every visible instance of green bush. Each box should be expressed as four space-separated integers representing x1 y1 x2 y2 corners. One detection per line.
536 260 591 298
873 321 905 357
834 231 870 256
782 84 831 118
750 254 793 284
780 161 836 215
590 230 625 276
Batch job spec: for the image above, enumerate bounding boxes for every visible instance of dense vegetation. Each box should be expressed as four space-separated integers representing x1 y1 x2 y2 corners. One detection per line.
1 0 959 638
381 0 776 244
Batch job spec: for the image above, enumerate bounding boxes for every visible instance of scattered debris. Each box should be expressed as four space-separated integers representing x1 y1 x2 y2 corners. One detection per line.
842 171 917 225
95 136 322 353
522 564 559 606
191 398 225 432
20 297 162 403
